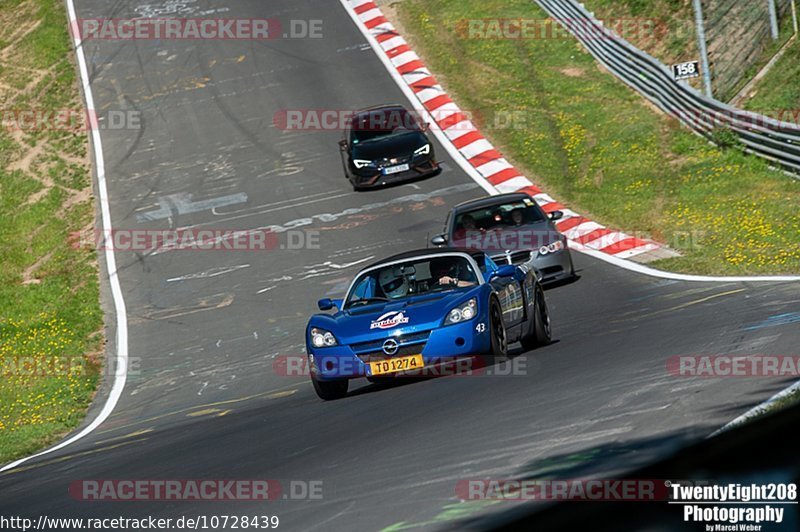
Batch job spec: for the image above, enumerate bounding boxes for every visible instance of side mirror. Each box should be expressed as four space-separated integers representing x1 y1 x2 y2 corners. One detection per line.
548 210 564 221
421 122 431 132
338 139 347 151
318 298 341 311
491 265 517 279
430 234 447 246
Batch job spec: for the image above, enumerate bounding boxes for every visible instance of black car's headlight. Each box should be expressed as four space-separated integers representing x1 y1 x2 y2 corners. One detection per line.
444 298 477 325
413 144 431 156
310 327 338 348
353 159 373 169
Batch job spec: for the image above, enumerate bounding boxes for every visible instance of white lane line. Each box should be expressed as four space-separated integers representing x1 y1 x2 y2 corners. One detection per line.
571 242 800 282
338 0 800 284
257 286 278 294
166 264 251 282
174 191 355 230
1 0 130 473
136 192 248 222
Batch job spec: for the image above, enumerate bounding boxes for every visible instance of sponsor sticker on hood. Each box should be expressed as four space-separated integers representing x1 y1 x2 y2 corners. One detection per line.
370 311 409 330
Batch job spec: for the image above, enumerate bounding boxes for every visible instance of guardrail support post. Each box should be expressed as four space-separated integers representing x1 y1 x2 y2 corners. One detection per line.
768 0 780 40
692 0 714 97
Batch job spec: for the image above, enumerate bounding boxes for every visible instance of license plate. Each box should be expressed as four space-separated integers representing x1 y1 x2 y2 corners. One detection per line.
382 163 410 175
369 354 423 376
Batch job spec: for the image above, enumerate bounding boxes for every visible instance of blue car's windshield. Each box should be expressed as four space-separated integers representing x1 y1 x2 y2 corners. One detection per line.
345 256 479 308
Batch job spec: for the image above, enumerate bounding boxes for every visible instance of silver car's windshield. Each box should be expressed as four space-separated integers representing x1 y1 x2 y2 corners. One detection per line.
453 199 547 236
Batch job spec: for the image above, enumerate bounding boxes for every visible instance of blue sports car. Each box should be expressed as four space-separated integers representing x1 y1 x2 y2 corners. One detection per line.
306 248 551 400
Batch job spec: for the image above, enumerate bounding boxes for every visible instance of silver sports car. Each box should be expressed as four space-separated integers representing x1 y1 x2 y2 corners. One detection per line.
431 192 576 285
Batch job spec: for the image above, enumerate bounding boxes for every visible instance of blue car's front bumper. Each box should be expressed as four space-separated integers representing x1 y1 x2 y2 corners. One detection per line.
309 319 491 381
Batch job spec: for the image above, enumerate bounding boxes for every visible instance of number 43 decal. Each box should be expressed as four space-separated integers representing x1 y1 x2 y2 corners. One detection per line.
475 323 486 333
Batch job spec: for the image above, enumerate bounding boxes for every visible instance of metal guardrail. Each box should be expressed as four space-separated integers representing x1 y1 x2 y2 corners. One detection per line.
535 0 800 175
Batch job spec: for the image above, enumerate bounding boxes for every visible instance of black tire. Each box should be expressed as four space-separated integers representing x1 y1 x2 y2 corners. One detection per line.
521 285 551 350
487 297 508 362
311 375 349 400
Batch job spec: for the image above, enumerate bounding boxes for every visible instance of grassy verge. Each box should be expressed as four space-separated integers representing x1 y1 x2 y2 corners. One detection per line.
742 37 800 114
0 0 103 462
580 0 697 61
393 0 800 275
724 387 800 432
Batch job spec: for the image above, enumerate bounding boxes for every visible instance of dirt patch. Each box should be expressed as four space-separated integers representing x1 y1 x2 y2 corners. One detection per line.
1 0 92 281
560 67 585 77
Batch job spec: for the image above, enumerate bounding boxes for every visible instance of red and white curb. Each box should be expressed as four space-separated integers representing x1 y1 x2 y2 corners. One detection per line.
344 0 661 261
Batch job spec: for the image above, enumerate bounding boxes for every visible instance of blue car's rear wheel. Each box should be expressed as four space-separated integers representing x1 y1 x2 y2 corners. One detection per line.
521 285 551 350
488 297 508 361
311 374 349 400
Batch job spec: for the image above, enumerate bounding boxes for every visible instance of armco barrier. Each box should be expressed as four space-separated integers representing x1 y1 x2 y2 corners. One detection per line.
536 0 800 175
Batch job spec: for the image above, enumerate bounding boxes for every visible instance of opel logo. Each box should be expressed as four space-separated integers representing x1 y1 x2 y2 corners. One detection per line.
382 339 399 355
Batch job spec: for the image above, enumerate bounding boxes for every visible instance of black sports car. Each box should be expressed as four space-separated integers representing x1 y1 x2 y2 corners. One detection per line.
338 104 441 190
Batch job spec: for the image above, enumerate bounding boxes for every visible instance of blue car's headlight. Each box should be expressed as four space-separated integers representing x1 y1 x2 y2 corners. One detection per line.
444 298 477 325
310 327 338 348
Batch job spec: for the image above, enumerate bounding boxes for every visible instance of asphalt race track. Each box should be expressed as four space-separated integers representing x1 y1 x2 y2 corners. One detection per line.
1 1 799 530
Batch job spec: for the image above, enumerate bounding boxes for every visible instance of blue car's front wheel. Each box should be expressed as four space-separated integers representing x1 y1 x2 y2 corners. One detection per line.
311 374 349 401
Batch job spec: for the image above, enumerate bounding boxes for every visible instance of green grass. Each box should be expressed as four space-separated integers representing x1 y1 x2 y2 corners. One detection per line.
396 0 800 275
742 37 800 115
582 0 695 59
0 0 103 462
765 388 800 415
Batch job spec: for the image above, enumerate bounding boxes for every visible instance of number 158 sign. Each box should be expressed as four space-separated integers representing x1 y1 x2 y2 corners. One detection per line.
672 61 700 81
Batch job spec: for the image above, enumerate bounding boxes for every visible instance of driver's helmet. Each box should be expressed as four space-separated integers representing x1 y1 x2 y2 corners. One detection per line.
430 258 455 280
378 268 409 298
